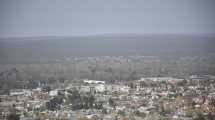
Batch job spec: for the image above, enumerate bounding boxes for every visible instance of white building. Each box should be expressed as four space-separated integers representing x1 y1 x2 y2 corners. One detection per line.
80 86 91 93
83 79 105 84
49 89 58 96
10 89 32 96
95 84 105 92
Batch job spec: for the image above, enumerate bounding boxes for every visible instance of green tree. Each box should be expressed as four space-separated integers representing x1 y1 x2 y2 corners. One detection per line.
7 113 20 120
109 98 116 109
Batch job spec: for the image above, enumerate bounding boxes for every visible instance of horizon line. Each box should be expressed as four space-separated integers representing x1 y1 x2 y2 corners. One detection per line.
1 32 215 39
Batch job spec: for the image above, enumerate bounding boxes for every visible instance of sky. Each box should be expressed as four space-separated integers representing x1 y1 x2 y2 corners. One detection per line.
0 0 215 37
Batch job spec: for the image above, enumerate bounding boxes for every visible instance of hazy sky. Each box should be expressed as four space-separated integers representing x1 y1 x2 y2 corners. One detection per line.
0 0 215 37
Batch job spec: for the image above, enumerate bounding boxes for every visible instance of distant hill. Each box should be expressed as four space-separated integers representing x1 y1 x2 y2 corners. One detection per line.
0 34 215 63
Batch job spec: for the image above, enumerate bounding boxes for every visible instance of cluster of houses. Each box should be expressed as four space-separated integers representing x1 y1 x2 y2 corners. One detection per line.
1 75 215 120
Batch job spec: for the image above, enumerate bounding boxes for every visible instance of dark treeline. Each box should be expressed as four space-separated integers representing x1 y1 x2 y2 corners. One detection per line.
0 55 215 92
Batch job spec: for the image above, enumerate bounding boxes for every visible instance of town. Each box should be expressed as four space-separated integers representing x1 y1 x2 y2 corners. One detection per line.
1 75 215 120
